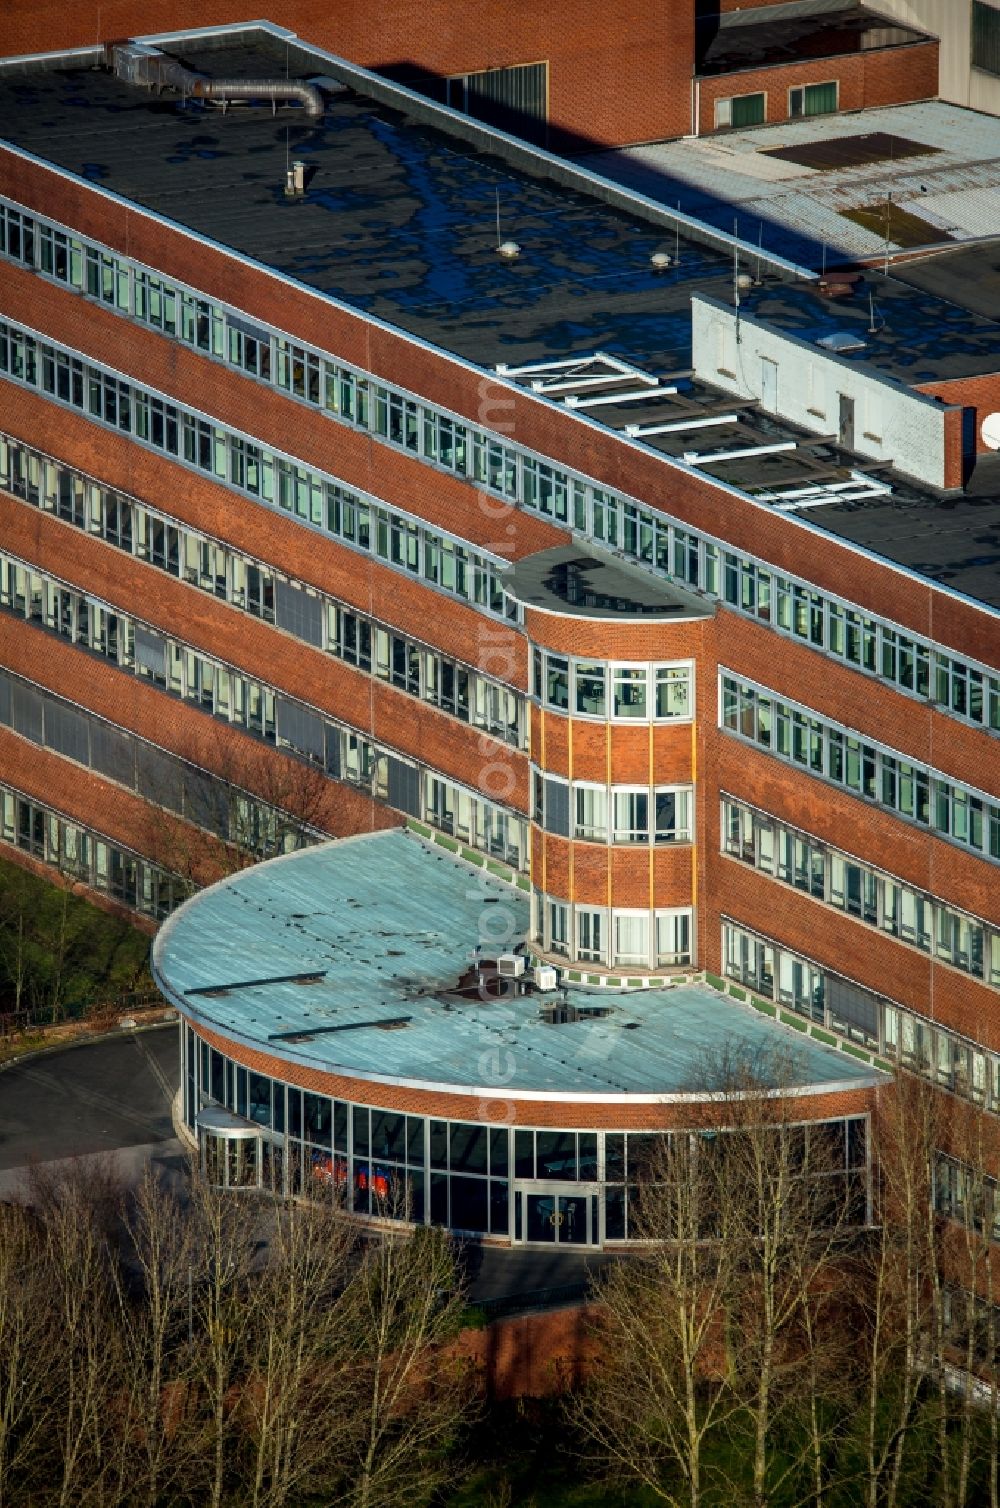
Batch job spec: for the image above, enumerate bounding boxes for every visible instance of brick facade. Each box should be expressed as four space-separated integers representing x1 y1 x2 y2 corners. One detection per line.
916 373 1000 458
187 1018 877 1131
696 38 940 135
0 0 694 151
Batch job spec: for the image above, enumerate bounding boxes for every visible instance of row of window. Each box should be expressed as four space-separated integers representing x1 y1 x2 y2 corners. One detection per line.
721 556 999 733
714 81 839 131
532 891 693 968
723 797 1000 988
2 198 997 743
0 552 528 870
0 435 525 747
534 773 693 845
531 648 693 722
720 673 1000 866
0 783 186 920
0 667 320 863
0 319 516 625
723 922 1000 1114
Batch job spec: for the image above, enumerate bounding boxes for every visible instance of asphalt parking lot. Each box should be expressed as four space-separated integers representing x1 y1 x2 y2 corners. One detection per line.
0 1023 180 1172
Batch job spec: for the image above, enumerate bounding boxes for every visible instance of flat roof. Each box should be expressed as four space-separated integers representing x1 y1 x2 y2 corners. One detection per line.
152 830 881 1102
2 30 1000 614
586 102 1000 269
696 1 928 79
0 31 742 376
739 274 1000 385
506 543 714 620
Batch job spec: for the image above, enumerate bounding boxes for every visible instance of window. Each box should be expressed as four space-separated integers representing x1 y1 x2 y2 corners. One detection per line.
575 662 606 717
446 61 548 141
655 788 692 843
613 790 648 844
789 81 838 118
612 667 647 720
716 92 766 129
973 1 1000 76
655 665 691 719
575 785 607 841
548 899 569 956
656 911 692 967
613 913 649 969
577 909 606 963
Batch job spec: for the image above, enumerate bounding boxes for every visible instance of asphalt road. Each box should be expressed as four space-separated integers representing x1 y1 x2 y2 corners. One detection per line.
0 1024 180 1171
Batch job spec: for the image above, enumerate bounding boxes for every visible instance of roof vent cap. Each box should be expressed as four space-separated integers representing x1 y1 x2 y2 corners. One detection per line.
497 239 521 259
650 250 672 270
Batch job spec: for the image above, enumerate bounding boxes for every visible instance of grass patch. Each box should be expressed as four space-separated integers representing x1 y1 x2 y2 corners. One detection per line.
780 1011 808 1032
406 819 431 837
435 835 459 853
749 997 777 1017
811 1027 837 1046
461 847 484 867
842 1042 872 1062
705 972 725 991
0 856 151 1022
840 201 950 248
728 985 746 1002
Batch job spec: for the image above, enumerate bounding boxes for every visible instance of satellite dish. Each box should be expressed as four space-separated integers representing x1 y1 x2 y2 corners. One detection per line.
982 413 1000 452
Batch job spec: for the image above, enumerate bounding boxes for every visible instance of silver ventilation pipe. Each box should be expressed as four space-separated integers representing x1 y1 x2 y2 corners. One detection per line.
192 77 323 118
108 43 323 118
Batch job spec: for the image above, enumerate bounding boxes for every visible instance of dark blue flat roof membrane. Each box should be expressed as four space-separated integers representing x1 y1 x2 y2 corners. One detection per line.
0 49 736 372
2 32 1000 609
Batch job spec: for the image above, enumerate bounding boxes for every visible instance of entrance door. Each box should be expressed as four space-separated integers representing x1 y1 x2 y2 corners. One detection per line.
516 1185 599 1245
839 393 855 449
760 357 778 412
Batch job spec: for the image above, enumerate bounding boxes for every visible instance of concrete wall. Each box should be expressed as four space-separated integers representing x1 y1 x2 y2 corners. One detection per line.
690 293 953 489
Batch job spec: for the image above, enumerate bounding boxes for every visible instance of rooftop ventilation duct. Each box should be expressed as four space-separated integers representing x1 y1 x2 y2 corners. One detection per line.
107 42 324 118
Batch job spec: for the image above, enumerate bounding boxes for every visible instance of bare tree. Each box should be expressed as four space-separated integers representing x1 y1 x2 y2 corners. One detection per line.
340 1222 472 1508
711 1059 857 1508
25 1157 128 1508
185 1175 261 1508
0 1201 52 1504
573 1130 742 1508
110 1165 202 1508
242 1191 358 1508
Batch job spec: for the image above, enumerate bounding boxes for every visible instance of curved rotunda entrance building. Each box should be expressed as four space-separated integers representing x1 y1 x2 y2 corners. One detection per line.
153 829 882 1248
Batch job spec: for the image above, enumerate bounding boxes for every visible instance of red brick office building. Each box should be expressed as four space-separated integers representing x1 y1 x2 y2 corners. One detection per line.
0 0 939 149
0 23 996 1235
